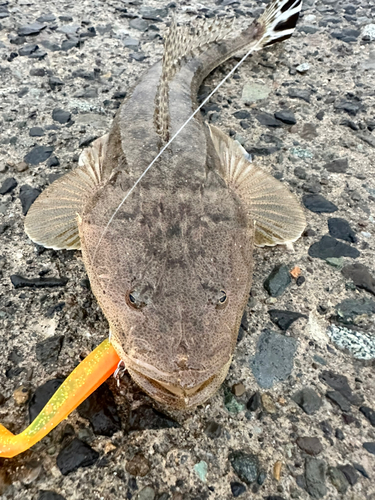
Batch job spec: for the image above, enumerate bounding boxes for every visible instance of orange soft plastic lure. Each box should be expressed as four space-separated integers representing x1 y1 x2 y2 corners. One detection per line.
0 340 120 458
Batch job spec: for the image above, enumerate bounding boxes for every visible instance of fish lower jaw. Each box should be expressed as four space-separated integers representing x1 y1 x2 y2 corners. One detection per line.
127 361 231 410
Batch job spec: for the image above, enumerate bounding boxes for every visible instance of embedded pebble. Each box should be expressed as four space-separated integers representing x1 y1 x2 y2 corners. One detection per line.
56 438 99 475
77 383 121 436
251 330 297 389
326 324 375 360
296 437 323 456
268 309 307 331
263 265 291 297
127 405 180 430
303 194 338 213
341 263 375 295
328 218 357 243
308 235 360 260
126 453 151 477
13 385 30 405
229 451 259 485
292 388 323 415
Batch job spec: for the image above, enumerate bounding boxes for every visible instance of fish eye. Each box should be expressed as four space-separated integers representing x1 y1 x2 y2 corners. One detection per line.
126 290 146 310
216 290 227 309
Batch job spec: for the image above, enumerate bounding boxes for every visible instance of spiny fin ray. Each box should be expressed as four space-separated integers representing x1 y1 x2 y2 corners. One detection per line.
208 124 306 247
24 135 108 250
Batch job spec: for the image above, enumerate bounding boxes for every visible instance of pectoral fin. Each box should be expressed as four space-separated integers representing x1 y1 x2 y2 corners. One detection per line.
208 125 306 247
24 134 108 250
0 339 120 458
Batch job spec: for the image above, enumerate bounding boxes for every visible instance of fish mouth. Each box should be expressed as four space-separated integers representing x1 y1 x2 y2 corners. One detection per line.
127 359 231 410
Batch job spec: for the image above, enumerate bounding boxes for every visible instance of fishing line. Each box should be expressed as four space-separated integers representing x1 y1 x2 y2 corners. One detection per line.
92 37 263 261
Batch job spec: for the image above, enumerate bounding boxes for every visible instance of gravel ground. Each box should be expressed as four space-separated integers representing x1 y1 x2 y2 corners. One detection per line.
1 0 375 499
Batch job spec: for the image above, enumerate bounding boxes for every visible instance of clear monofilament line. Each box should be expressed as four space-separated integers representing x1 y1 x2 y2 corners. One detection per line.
92 39 262 262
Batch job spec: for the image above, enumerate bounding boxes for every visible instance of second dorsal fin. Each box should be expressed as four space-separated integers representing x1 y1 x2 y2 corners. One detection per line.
154 16 234 142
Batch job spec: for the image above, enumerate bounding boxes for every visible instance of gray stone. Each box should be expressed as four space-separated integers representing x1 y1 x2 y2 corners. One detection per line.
359 406 375 427
323 157 348 173
328 467 349 494
342 263 375 295
292 388 323 415
24 145 54 165
242 82 271 103
335 297 375 325
326 390 351 412
52 108 71 124
0 178 17 195
328 218 357 243
319 370 362 405
229 451 259 485
303 194 338 213
274 110 296 125
363 442 375 455
136 487 155 500
251 330 297 389
129 18 149 31
308 235 360 260
18 22 46 36
288 88 312 102
296 437 323 456
263 265 291 297
305 458 327 499
337 464 358 486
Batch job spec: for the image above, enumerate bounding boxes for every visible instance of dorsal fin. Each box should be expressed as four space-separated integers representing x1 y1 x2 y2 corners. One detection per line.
154 16 234 142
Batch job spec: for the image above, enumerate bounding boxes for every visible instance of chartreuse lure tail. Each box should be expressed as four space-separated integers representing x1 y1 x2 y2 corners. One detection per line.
0 339 120 458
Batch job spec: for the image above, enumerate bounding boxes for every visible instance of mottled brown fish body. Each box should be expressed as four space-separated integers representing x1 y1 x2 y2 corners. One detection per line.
25 0 305 409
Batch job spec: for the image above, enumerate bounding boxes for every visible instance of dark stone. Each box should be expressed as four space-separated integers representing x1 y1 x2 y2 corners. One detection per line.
247 391 261 412
24 145 54 165
30 68 47 77
19 185 41 215
255 112 283 128
52 108 71 124
36 14 57 22
294 166 307 179
320 420 332 435
316 110 324 121
49 76 64 90
319 370 362 405
112 90 127 99
127 405 180 430
45 302 65 318
357 133 375 149
35 335 64 366
251 329 297 389
38 491 67 500
257 470 267 485
18 22 46 36
363 442 375 455
335 428 345 440
334 99 364 116
77 383 121 436
29 126 45 137
265 497 286 500
56 438 99 475
233 110 251 120
19 44 38 56
353 462 369 479
0 177 17 195
61 38 82 51
334 297 375 325
10 275 69 289
0 223 10 235
308 235 360 260
79 135 99 148
29 379 64 422
246 145 280 156
268 309 307 331
341 263 375 295
359 406 375 427
337 464 358 486
288 88 312 103
292 388 322 415
326 391 351 412
305 458 327 499
323 158 348 173
204 421 222 439
229 451 259 485
263 265 291 297
296 437 323 456
328 467 349 494
303 194 338 213
230 482 246 497
328 218 357 243
47 156 60 168
274 110 296 125
296 276 305 287
331 29 360 43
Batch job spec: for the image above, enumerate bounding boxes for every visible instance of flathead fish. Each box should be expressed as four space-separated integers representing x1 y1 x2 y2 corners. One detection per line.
24 0 305 410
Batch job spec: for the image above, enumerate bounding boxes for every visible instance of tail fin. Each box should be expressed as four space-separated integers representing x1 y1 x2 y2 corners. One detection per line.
258 0 302 47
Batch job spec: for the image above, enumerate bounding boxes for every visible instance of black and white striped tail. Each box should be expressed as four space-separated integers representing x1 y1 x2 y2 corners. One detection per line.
258 0 302 47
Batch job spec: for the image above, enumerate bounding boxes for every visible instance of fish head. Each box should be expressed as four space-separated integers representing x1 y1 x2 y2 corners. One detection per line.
79 182 253 409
